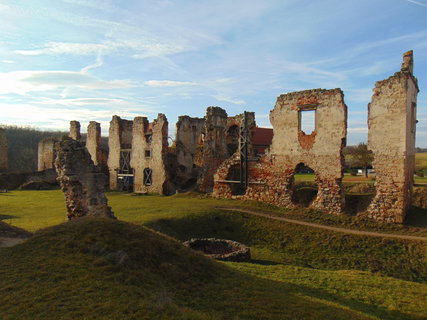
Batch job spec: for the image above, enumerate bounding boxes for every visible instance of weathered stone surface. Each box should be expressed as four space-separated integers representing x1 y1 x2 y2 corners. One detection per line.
367 51 418 223
55 136 114 220
86 121 107 166
107 116 133 190
214 89 347 215
0 128 7 171
69 120 81 141
183 238 251 262
131 114 169 194
38 137 59 171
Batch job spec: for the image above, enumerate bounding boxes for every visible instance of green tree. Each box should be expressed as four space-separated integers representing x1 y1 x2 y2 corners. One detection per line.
344 143 374 178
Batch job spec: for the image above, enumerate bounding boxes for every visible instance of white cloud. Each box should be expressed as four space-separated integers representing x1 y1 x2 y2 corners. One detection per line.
144 80 198 87
0 70 137 95
214 95 245 105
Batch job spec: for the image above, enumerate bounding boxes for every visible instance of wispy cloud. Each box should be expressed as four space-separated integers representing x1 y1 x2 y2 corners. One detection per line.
406 0 427 7
0 70 137 95
214 95 245 105
144 80 198 87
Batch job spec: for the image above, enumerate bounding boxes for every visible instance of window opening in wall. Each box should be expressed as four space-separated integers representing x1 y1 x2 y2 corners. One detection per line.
198 133 205 145
145 134 152 143
299 109 316 134
143 168 152 186
119 150 132 174
226 125 239 156
145 149 152 158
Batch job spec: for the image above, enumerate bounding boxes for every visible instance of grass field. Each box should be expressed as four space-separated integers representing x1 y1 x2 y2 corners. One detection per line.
1 190 427 319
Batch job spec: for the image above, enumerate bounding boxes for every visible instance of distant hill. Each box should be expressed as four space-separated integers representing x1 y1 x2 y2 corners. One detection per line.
0 126 108 173
0 125 67 173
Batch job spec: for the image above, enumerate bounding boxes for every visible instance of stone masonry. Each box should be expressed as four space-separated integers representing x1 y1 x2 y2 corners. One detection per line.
86 121 107 166
0 128 7 171
131 114 169 194
69 120 81 141
55 136 115 220
38 137 58 171
367 51 419 223
214 89 347 215
107 116 133 190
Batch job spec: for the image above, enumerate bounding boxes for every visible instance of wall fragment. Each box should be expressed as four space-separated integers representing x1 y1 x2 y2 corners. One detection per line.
367 50 419 223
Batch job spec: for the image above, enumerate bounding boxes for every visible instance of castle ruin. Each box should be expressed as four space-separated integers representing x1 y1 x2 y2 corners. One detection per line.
0 128 7 172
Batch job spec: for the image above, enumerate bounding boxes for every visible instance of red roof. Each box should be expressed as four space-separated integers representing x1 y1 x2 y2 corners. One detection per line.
252 127 273 146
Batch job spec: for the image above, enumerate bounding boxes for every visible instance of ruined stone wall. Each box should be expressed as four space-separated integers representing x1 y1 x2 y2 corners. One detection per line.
367 51 418 223
226 112 256 157
197 107 229 192
107 116 133 190
0 128 7 171
86 121 107 166
55 136 114 220
69 120 81 141
131 114 169 194
37 137 58 171
214 89 347 214
175 116 205 190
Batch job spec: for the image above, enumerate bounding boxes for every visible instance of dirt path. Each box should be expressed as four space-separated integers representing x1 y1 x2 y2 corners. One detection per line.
219 207 427 242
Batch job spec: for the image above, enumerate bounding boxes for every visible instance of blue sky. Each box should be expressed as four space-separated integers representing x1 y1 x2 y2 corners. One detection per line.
0 0 426 146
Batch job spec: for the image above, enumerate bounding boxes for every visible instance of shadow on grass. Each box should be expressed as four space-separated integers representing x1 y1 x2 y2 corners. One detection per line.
0 214 17 220
405 207 427 227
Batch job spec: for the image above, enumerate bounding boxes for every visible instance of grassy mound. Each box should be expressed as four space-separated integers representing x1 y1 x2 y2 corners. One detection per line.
0 217 378 320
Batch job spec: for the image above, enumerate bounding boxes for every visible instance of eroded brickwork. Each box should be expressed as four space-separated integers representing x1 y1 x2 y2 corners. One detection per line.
69 120 81 141
107 116 133 190
0 128 7 171
55 136 114 220
174 116 205 190
86 121 107 166
367 51 418 223
214 89 347 215
131 114 169 194
38 137 58 171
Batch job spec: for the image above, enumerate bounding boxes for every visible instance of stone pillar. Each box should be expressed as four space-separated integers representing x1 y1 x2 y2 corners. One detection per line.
38 137 58 171
367 51 419 223
197 107 229 192
0 128 7 171
107 116 133 190
70 121 81 141
55 136 115 220
131 114 168 194
86 121 102 166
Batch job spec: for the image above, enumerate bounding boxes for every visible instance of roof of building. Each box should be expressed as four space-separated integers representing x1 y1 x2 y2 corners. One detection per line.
252 127 273 146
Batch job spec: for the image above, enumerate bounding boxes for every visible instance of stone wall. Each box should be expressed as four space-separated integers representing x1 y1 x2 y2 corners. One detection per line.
107 116 133 190
214 89 347 215
367 51 419 223
197 107 229 192
55 136 114 220
38 137 58 171
0 128 7 171
86 121 107 166
69 120 81 141
131 114 169 194
174 116 205 190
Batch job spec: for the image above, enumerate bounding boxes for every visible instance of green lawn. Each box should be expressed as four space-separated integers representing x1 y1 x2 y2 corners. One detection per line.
1 190 427 319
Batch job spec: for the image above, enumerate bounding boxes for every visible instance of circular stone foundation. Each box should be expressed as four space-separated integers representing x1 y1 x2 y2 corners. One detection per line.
183 238 251 262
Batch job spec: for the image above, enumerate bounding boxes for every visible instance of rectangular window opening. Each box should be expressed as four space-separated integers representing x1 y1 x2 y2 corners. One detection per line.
145 149 152 158
299 109 316 134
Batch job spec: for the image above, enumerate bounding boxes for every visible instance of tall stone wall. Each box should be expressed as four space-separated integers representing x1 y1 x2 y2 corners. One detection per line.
55 136 114 220
38 137 58 171
0 128 7 171
107 116 133 190
69 120 81 141
197 107 229 192
367 51 419 223
86 121 107 166
214 89 347 215
175 116 205 190
131 114 169 194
